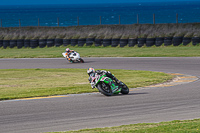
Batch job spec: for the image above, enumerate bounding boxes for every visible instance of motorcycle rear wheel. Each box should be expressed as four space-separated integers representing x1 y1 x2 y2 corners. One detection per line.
97 82 113 96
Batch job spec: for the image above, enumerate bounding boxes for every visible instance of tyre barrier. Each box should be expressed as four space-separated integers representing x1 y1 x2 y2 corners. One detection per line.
39 39 47 48
10 40 17 48
47 39 54 47
1 37 200 49
63 39 70 46
78 38 86 47
94 39 102 46
155 37 164 47
55 39 63 47
111 39 120 47
164 37 173 46
86 38 94 46
30 39 39 48
183 37 191 46
128 39 137 47
24 40 30 48
146 38 155 47
71 39 78 46
137 38 146 47
103 39 111 47
192 37 200 46
3 40 9 49
17 39 24 48
0 40 3 48
120 39 128 47
173 37 183 46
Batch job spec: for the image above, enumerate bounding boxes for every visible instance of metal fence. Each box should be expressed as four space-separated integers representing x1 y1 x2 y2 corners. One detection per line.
0 13 181 27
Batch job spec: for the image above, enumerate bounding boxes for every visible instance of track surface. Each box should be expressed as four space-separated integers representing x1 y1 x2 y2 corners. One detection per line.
0 57 200 133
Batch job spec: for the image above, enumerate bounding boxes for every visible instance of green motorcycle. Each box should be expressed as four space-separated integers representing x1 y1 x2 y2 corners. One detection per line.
89 73 129 96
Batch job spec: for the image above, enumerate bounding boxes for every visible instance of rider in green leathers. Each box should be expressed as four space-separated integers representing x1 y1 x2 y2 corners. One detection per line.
87 67 120 89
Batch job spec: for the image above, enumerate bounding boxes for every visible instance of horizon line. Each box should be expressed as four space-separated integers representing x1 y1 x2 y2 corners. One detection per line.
0 0 199 6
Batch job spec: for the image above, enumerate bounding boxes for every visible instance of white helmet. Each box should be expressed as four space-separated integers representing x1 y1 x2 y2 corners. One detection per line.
66 48 70 52
87 67 95 75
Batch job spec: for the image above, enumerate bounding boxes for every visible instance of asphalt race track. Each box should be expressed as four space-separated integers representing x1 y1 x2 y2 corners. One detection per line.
0 57 200 133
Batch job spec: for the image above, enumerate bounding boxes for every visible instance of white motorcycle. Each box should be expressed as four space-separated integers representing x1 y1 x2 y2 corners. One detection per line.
62 52 84 63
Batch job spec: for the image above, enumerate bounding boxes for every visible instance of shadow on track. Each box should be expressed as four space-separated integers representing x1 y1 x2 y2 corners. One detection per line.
93 92 149 97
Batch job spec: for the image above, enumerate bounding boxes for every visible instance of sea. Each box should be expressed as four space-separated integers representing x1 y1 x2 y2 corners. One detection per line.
0 1 200 27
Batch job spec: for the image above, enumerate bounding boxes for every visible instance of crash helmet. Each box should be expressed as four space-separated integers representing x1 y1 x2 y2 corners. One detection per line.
87 67 95 75
66 48 70 52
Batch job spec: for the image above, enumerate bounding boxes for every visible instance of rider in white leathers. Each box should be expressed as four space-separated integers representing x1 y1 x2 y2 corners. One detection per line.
65 48 75 62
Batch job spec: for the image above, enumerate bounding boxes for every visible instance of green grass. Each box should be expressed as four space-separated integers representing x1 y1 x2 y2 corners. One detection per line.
51 119 200 133
0 68 173 100
0 44 200 58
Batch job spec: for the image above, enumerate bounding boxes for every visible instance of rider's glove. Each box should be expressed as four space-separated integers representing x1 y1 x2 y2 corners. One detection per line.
116 80 121 84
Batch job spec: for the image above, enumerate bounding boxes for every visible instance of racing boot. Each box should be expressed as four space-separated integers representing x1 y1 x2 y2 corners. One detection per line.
68 57 72 62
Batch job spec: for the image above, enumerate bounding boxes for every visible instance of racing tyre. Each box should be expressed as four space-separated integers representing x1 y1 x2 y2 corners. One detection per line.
10 40 17 48
79 58 84 63
97 82 112 96
120 82 129 94
164 37 173 46
3 40 10 49
128 39 137 47
17 39 24 48
155 37 164 47
0 40 3 48
24 40 30 48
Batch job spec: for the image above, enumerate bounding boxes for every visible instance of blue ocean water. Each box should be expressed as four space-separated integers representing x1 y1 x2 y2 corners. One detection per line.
0 1 200 27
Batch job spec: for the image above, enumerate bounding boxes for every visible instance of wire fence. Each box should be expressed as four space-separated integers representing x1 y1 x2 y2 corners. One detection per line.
0 13 182 27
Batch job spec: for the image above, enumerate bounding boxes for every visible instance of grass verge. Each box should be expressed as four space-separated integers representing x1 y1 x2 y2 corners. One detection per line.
51 119 200 133
0 44 200 58
0 68 173 100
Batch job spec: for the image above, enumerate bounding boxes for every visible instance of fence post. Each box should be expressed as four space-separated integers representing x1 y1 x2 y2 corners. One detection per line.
19 19 21 27
153 14 155 24
119 15 121 25
57 17 59 27
137 14 139 24
176 13 178 23
100 16 101 25
38 18 40 27
77 16 79 26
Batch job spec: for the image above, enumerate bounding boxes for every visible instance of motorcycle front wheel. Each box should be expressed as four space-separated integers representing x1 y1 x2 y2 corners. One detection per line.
79 58 84 63
120 82 129 94
97 82 113 96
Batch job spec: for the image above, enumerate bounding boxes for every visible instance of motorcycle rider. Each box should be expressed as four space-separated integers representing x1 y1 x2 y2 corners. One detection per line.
65 48 75 62
87 67 120 89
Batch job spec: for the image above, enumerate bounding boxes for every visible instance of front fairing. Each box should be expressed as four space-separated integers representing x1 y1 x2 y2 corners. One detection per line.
95 74 121 94
69 52 81 61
